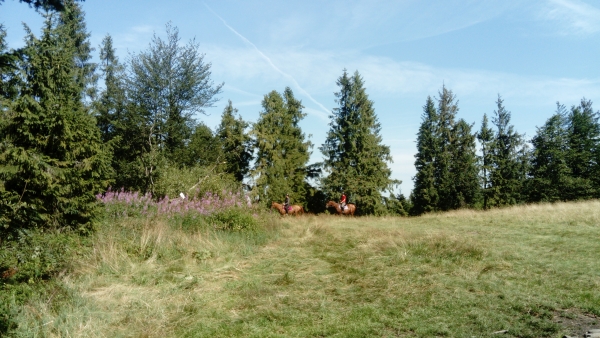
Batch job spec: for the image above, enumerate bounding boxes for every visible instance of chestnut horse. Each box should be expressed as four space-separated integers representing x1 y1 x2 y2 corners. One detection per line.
325 201 356 216
271 202 304 216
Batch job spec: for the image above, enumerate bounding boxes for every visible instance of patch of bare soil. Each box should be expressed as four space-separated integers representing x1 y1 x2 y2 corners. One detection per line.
554 309 599 337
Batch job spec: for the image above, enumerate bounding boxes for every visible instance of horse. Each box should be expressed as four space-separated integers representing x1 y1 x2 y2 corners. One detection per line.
325 200 356 216
271 202 304 216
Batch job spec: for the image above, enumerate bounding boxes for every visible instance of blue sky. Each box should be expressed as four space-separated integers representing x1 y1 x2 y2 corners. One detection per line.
2 0 600 195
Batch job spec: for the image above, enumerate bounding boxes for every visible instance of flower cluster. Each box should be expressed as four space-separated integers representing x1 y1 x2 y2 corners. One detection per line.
97 188 251 217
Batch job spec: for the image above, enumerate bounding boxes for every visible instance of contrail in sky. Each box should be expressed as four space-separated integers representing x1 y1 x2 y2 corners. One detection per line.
203 3 330 120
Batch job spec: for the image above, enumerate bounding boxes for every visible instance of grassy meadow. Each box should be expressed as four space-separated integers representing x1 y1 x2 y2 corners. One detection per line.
4 201 600 337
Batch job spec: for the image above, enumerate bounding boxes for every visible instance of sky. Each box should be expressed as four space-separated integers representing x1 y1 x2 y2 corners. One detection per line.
2 0 600 195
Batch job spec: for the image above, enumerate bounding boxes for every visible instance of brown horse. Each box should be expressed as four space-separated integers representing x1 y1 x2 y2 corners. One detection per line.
271 202 304 216
326 201 356 216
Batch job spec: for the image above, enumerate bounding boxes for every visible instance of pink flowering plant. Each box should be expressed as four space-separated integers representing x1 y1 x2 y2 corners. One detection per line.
96 188 259 231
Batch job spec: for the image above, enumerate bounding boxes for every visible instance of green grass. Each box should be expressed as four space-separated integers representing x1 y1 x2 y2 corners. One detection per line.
3 201 600 337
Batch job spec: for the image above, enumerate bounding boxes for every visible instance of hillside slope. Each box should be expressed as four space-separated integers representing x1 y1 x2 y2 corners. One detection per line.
9 201 600 337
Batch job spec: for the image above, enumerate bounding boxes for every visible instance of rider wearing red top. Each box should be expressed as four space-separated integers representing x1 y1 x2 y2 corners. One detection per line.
340 192 347 210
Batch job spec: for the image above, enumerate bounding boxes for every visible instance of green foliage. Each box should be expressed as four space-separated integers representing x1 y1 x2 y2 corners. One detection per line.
0 5 112 232
477 113 494 209
209 208 259 232
383 193 410 216
0 25 21 102
152 165 240 199
6 0 83 11
98 22 224 193
95 34 127 144
489 95 528 207
411 87 478 214
448 119 480 209
320 70 398 215
179 123 223 168
251 87 312 206
411 97 438 215
58 0 97 101
528 104 573 202
216 100 253 182
566 98 599 198
126 22 223 167
0 228 85 335
528 99 600 203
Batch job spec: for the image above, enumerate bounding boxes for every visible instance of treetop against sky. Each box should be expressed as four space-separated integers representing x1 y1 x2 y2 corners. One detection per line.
2 0 599 192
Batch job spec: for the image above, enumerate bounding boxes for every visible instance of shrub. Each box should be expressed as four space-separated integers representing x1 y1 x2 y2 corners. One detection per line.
209 208 259 232
0 228 84 335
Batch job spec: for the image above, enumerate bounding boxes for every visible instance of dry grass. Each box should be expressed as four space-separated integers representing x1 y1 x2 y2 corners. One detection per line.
9 201 600 337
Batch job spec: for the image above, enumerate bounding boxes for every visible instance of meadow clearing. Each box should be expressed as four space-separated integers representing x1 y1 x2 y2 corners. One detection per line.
6 200 600 337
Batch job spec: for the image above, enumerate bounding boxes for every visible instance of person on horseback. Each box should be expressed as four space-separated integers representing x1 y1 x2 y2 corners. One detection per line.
340 191 347 211
284 193 290 214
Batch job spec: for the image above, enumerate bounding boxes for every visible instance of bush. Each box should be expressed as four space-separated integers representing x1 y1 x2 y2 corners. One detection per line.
0 228 84 335
209 208 259 232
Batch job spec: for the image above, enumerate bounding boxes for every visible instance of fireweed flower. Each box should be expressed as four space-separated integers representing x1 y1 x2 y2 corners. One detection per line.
97 188 253 217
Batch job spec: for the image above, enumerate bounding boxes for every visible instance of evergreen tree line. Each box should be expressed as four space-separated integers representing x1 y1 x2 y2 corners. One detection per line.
410 86 599 215
1 2 398 233
4 2 595 232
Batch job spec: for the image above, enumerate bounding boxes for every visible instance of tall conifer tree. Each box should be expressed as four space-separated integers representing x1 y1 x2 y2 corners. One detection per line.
95 34 126 143
434 86 459 211
449 119 479 209
216 100 253 182
411 96 438 215
251 88 312 206
320 70 397 215
528 104 572 202
566 98 599 198
489 95 528 206
0 4 111 231
58 0 97 101
477 113 494 209
411 86 478 214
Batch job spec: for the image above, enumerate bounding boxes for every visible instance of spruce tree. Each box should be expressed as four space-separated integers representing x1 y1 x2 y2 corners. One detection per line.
449 118 479 209
411 96 439 215
251 88 312 206
182 123 223 168
489 95 528 206
528 104 573 202
566 98 599 198
434 85 459 211
95 34 126 143
477 113 494 209
411 86 478 214
0 25 20 102
215 100 252 182
320 70 397 215
58 0 97 101
0 6 111 232
1 0 82 11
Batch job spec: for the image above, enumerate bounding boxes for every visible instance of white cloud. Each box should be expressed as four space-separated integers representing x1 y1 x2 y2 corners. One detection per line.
111 25 159 55
204 44 600 110
539 0 600 35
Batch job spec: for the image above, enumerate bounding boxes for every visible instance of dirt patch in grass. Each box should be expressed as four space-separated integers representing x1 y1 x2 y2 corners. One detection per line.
553 309 600 337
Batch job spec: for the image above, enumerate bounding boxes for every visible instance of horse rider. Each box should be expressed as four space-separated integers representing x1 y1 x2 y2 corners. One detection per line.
284 193 290 214
340 191 347 211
